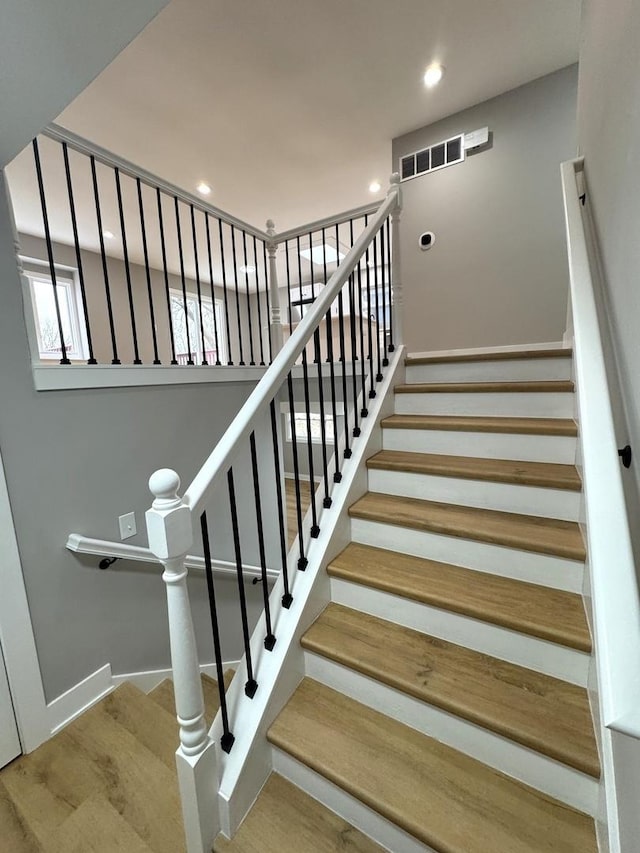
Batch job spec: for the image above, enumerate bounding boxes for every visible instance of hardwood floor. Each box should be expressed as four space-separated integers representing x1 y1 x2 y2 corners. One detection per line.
0 674 232 852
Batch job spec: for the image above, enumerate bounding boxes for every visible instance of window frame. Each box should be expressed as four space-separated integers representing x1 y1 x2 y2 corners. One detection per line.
24 267 88 362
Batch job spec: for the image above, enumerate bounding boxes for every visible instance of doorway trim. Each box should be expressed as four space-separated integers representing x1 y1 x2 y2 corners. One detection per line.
0 446 48 752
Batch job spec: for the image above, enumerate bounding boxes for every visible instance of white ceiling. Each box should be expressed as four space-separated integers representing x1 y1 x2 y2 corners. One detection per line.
6 0 582 268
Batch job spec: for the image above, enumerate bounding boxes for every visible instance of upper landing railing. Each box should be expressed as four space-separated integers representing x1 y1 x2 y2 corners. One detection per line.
144 175 402 852
10 126 389 374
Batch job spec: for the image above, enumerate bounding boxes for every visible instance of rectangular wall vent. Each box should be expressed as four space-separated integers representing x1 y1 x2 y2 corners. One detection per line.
400 133 465 182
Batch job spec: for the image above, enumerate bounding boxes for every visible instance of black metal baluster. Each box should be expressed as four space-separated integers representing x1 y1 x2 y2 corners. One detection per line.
285 240 294 336
200 512 235 753
156 189 178 365
364 215 375 399
242 231 256 365
90 155 120 364
270 399 293 608
348 219 360 437
313 315 331 508
263 242 273 363
218 219 233 365
32 139 70 364
287 372 308 570
380 220 389 367
137 178 160 364
356 252 368 418
174 198 194 364
386 216 394 353
61 142 96 364
230 226 245 365
190 204 207 364
322 237 341 482
301 348 320 537
249 431 276 649
115 169 142 364
253 236 265 366
227 468 258 697
373 230 383 382
205 213 222 365
337 222 351 458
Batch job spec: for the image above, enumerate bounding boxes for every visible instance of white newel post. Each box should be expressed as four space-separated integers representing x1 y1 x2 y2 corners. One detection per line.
266 219 284 355
388 172 403 348
146 469 219 853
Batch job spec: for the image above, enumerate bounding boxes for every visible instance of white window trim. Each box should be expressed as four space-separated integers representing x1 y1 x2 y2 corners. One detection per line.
24 265 89 362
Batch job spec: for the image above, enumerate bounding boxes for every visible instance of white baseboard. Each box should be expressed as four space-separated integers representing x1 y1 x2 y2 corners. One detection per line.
407 341 566 360
47 659 242 737
112 660 242 694
47 663 114 735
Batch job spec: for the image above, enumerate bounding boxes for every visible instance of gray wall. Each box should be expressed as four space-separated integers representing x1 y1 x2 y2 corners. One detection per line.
392 65 578 353
576 4 640 843
1 173 279 702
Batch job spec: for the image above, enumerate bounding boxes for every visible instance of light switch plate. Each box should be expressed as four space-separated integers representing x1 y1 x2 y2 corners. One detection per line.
119 512 136 540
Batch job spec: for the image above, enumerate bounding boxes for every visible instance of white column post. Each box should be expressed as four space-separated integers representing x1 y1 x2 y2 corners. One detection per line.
146 469 219 853
266 219 284 355
388 172 403 349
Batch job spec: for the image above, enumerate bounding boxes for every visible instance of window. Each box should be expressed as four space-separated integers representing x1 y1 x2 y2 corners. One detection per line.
170 290 226 364
286 411 334 444
26 270 87 361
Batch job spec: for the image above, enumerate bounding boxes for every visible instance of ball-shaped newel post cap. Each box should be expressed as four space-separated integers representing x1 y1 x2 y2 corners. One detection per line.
149 468 182 509
266 219 276 239
389 172 400 188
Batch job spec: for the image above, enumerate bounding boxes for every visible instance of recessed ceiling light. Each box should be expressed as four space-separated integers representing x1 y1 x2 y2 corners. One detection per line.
239 265 256 274
369 181 382 194
103 230 115 240
423 63 444 88
197 182 212 196
300 245 345 265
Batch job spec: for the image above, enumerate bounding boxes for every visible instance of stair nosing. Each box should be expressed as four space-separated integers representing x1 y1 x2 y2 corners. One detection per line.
327 543 591 653
395 380 575 394
366 449 582 491
380 414 578 436
301 604 599 778
405 348 572 366
349 493 586 561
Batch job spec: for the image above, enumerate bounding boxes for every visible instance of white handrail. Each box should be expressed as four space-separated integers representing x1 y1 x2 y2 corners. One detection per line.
43 123 269 242
560 157 640 737
65 533 278 581
183 182 400 516
275 201 380 244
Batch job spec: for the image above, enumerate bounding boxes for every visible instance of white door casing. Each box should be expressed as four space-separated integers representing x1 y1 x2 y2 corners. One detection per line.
0 642 20 768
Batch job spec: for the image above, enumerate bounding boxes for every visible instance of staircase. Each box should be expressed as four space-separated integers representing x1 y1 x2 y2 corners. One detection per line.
216 347 600 852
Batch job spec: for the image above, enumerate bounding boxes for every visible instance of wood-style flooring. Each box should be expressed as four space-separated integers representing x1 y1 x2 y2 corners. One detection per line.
285 477 312 547
0 674 231 852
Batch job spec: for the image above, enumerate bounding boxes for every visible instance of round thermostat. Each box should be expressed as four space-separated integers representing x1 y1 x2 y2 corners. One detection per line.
419 231 435 250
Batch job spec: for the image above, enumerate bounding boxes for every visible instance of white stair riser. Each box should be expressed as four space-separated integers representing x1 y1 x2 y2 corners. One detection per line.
304 654 598 817
382 427 577 464
329 578 589 687
406 357 572 385
350 517 584 593
395 391 575 418
367 469 581 522
272 749 434 853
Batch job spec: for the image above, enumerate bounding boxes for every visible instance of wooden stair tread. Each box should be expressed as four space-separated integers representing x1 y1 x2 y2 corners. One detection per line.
268 678 597 853
406 348 572 365
367 449 582 490
302 604 599 776
214 773 386 852
328 543 591 651
381 413 578 435
349 492 586 560
148 670 234 723
395 380 574 393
